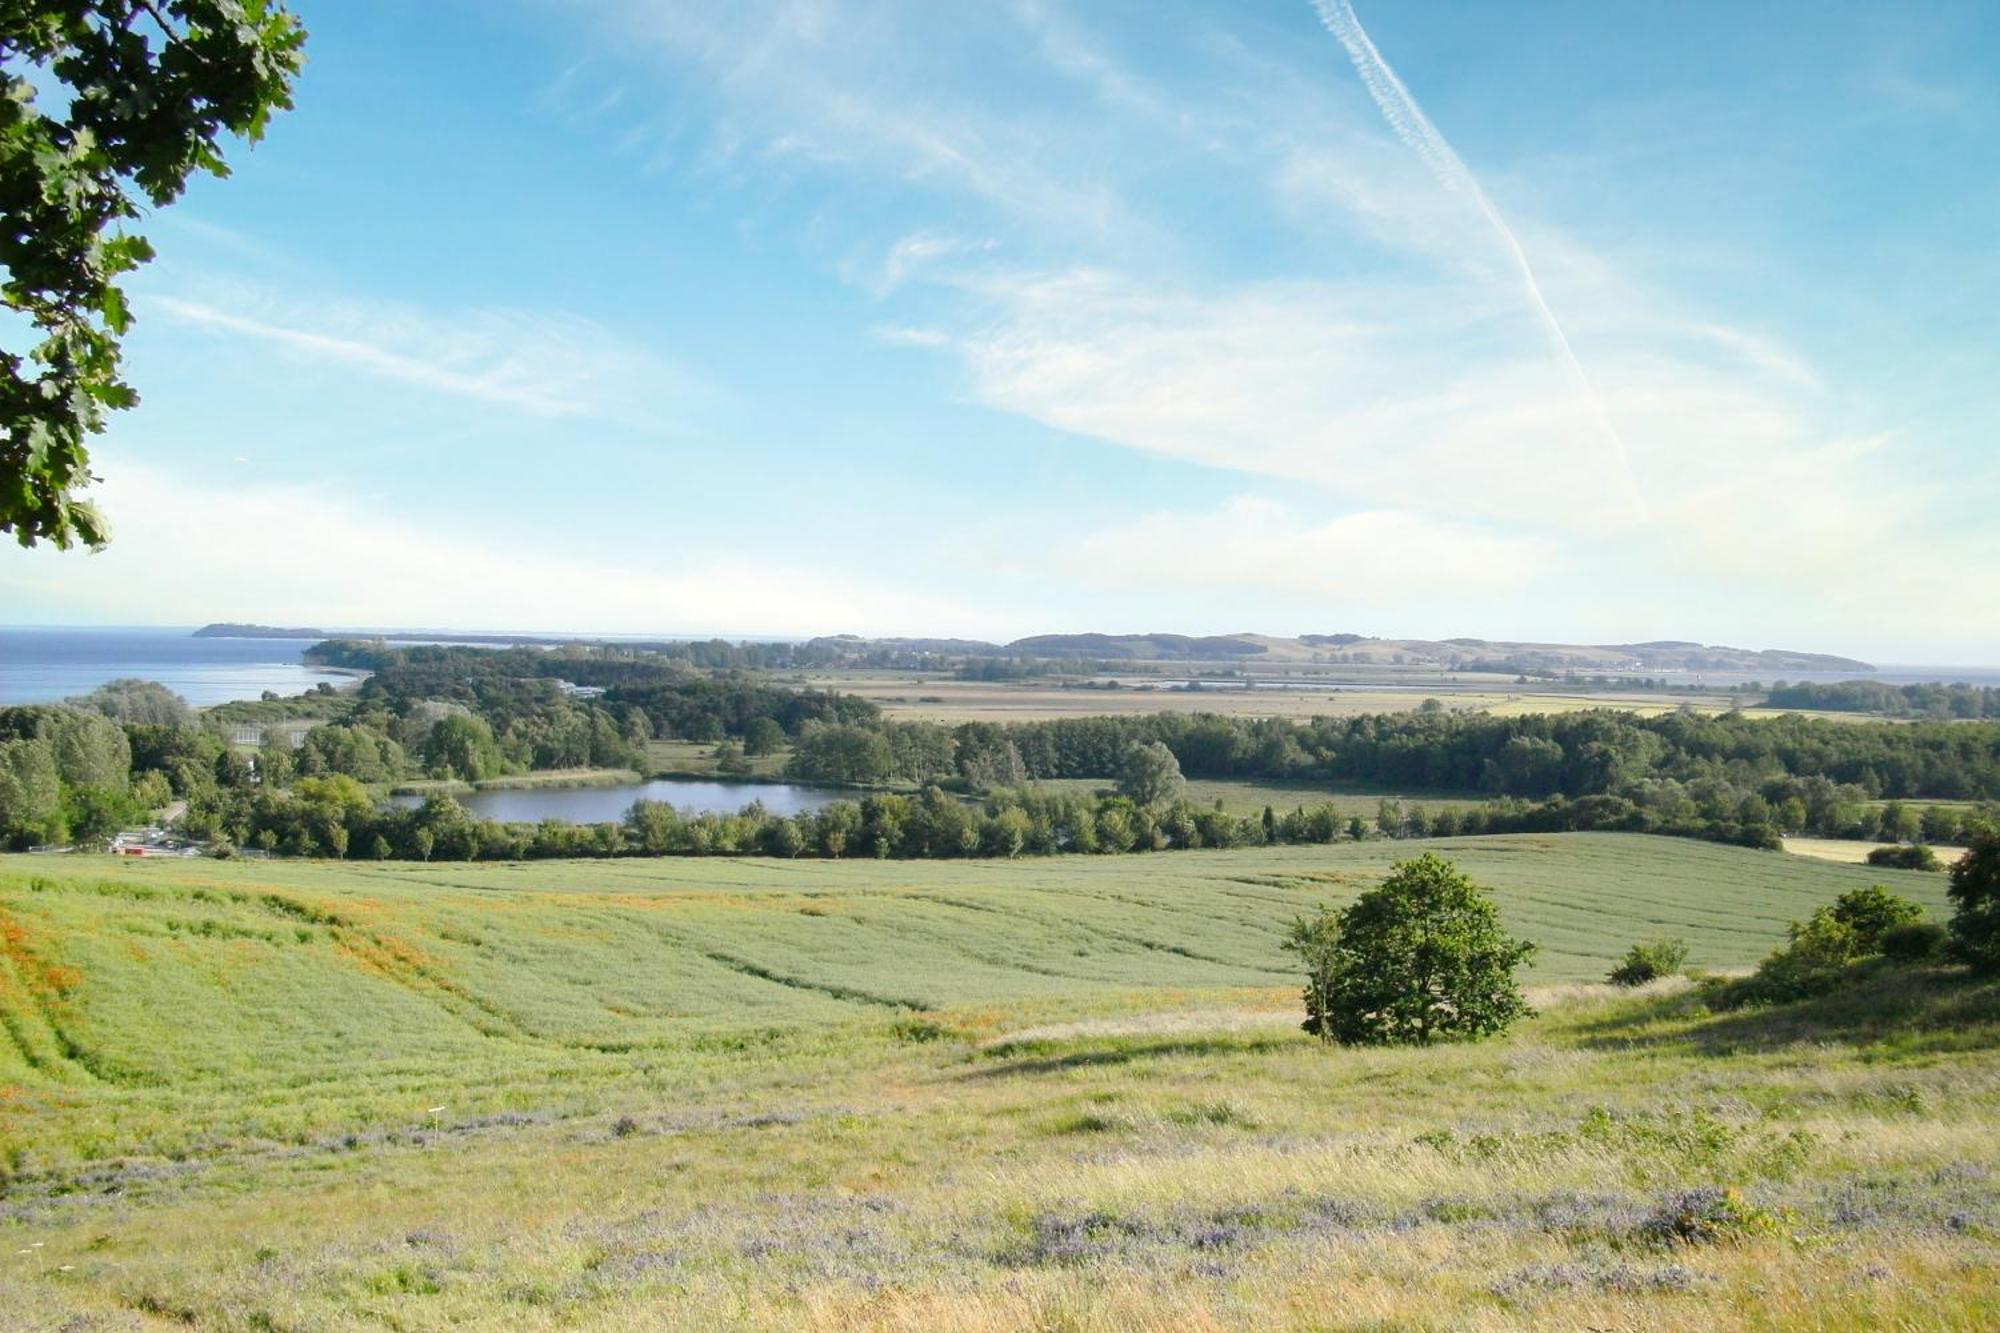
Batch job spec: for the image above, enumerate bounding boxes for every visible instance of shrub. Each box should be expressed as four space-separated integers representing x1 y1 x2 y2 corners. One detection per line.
1734 886 1929 1003
1829 885 1925 951
1639 1188 1780 1246
1289 853 1535 1046
889 1015 965 1044
1608 938 1689 986
1880 920 1948 963
1867 844 1939 871
1742 910 1863 1003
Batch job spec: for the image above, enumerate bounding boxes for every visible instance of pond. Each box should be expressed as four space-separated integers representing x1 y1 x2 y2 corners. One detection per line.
388 779 849 824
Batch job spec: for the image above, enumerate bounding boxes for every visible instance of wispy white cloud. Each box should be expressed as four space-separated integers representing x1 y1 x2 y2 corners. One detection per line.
1074 498 1555 600
150 284 702 425
574 1 1164 249
848 230 998 296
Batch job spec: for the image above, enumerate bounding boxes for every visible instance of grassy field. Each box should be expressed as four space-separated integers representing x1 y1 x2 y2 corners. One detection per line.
1033 776 1486 819
798 674 1768 724
645 739 791 779
1 836 1989 1329
391 768 644 797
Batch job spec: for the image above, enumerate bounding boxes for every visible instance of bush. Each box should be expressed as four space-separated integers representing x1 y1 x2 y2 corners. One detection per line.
1746 910 1864 1002
1639 1188 1780 1246
1829 885 1925 951
1879 920 1948 963
1734 886 1931 1003
1288 853 1535 1046
1608 938 1690 986
1867 844 1939 871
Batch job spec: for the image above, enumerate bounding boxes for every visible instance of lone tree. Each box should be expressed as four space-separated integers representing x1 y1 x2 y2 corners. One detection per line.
1117 740 1185 808
1948 828 2000 974
3 1 306 547
1288 852 1535 1046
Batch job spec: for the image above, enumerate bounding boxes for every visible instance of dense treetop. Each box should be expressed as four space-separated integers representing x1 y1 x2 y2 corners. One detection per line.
2 0 304 547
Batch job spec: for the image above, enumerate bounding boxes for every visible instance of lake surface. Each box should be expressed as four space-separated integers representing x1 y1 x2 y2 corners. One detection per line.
0 627 348 706
388 779 848 823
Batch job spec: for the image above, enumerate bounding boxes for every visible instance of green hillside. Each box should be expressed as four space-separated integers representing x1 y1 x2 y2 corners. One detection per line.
3 836 1991 1331
0 835 1946 1164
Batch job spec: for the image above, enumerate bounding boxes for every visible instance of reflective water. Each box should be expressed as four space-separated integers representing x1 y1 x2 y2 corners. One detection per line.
0 627 347 706
388 778 848 823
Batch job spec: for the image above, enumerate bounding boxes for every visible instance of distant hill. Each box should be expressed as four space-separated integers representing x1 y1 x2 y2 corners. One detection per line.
1007 632 1270 660
980 633 1874 673
199 623 1873 673
193 623 331 639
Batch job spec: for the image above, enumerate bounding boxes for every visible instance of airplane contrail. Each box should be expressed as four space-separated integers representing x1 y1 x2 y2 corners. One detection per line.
1309 0 1638 495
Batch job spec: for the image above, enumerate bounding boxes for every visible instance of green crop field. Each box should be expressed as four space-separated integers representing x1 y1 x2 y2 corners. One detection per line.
644 738 792 778
1031 775 1487 819
2 835 1992 1330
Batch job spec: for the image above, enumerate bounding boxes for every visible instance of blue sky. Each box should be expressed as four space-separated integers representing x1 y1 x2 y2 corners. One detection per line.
6 0 1997 659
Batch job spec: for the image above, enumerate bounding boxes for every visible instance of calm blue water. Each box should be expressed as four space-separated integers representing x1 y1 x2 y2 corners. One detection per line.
0 627 346 707
388 779 847 823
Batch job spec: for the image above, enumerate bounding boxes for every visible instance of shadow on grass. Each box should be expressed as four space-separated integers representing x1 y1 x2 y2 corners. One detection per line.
962 1033 1291 1080
1573 964 2000 1058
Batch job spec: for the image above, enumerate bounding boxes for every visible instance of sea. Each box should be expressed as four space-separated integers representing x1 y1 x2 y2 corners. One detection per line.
4 625 1999 710
0 626 346 707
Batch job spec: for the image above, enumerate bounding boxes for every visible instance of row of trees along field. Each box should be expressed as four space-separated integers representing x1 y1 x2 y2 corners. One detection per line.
1762 680 2000 718
787 709 2000 844
295 644 2000 804
174 740 2000 865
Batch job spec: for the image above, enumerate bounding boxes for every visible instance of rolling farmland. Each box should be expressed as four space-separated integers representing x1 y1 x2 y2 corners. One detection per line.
4 836 1992 1329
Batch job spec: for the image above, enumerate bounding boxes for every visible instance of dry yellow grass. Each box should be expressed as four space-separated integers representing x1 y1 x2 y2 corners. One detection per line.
1783 837 1969 865
799 674 1751 723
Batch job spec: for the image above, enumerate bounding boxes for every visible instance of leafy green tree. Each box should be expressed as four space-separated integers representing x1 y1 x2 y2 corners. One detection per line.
814 801 860 857
713 739 752 778
982 805 1031 858
1877 801 1921 844
1299 852 1535 1046
955 723 1027 792
1117 740 1184 808
1483 735 1565 797
758 814 805 858
624 799 690 854
2 1 306 546
256 734 295 787
741 716 785 758
63 782 138 846
1284 908 1343 1041
421 715 504 782
0 736 62 843
1921 804 1963 844
130 768 171 810
64 677 190 726
787 724 893 786
1948 830 2000 974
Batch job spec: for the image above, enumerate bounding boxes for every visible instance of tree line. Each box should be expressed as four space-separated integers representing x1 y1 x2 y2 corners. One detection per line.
1762 680 2000 719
